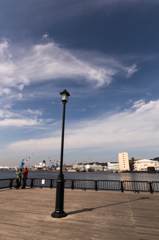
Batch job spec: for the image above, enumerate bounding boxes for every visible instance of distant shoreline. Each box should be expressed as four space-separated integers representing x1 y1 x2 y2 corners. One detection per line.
1 169 159 174
120 171 159 173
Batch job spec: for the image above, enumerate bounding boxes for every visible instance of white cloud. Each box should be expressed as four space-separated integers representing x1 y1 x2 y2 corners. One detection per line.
18 93 22 100
0 38 9 55
18 84 24 91
134 100 158 115
0 109 21 119
132 99 145 108
45 119 54 122
0 87 11 96
0 38 138 93
4 104 12 109
125 64 138 78
8 137 61 152
0 107 44 123
8 99 159 152
0 110 4 118
0 118 42 127
43 33 49 38
27 109 43 116
3 88 11 95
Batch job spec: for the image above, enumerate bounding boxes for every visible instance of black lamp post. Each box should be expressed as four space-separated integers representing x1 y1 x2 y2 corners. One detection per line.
51 89 70 218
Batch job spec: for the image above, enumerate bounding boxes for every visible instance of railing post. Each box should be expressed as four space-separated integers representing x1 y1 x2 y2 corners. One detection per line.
10 179 13 189
50 179 53 189
120 181 124 192
94 180 98 191
31 179 34 188
149 181 153 194
71 180 74 190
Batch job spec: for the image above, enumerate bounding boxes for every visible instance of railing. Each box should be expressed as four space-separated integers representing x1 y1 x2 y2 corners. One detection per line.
0 178 159 194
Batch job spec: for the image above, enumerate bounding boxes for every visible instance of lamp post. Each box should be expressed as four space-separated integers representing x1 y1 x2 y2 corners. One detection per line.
51 89 70 218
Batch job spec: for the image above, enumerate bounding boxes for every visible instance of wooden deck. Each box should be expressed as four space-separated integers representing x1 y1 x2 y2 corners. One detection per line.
0 188 159 240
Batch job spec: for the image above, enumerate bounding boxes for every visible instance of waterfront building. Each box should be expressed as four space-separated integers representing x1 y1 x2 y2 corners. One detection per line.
118 152 130 171
156 162 159 171
107 162 119 171
0 166 9 170
134 159 159 171
73 164 84 170
85 164 94 172
73 163 103 171
90 163 103 171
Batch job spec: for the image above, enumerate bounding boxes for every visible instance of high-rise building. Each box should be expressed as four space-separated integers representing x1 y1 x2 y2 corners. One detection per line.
118 152 130 171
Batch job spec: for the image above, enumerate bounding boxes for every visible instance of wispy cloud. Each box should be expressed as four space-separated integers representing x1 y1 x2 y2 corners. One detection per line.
0 107 44 127
0 118 42 127
0 109 21 119
0 87 11 96
132 99 145 108
0 38 138 94
26 109 43 116
8 99 159 152
125 64 138 78
4 104 13 109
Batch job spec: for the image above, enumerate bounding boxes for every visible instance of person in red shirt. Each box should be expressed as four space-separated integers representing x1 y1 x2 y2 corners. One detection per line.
22 167 28 189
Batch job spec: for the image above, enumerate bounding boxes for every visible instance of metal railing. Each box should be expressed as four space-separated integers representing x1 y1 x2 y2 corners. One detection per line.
0 178 159 194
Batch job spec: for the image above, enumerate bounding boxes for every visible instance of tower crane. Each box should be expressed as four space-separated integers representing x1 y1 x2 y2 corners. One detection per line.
20 153 33 169
49 157 54 169
83 159 89 165
54 159 60 170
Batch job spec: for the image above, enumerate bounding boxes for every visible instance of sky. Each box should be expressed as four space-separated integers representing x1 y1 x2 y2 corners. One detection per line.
0 0 159 166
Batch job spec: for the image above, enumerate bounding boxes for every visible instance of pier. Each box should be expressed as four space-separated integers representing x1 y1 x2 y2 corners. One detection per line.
0 188 159 239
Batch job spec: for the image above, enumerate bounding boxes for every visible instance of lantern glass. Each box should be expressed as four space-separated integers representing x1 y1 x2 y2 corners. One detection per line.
61 94 68 102
60 89 70 102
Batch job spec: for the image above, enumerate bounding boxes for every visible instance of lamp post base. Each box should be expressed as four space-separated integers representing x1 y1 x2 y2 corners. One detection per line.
51 210 67 218
51 173 67 218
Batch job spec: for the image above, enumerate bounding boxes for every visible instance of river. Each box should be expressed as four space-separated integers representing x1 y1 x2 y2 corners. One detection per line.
0 170 159 181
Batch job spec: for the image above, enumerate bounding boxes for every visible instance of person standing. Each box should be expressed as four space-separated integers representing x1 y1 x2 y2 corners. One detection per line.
22 167 28 189
15 168 22 189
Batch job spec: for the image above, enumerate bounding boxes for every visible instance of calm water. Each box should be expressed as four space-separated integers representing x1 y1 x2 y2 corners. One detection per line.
0 170 159 181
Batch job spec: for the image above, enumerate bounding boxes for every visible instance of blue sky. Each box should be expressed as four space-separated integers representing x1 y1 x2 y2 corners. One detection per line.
0 0 159 166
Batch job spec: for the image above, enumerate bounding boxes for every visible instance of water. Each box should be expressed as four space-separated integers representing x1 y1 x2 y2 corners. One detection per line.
1 170 159 181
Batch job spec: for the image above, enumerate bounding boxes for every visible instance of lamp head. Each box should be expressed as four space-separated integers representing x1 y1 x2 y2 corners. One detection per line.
60 89 70 102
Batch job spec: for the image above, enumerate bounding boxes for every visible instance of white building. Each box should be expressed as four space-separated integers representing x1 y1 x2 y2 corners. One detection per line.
89 164 103 171
73 164 86 170
134 159 159 171
0 166 9 170
107 162 119 171
118 152 130 171
73 163 103 171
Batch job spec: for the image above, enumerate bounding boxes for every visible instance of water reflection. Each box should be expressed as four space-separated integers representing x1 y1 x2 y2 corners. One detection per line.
119 172 159 181
0 170 159 181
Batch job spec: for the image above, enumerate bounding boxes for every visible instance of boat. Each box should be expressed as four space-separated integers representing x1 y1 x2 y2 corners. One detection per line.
79 167 86 172
67 169 77 172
